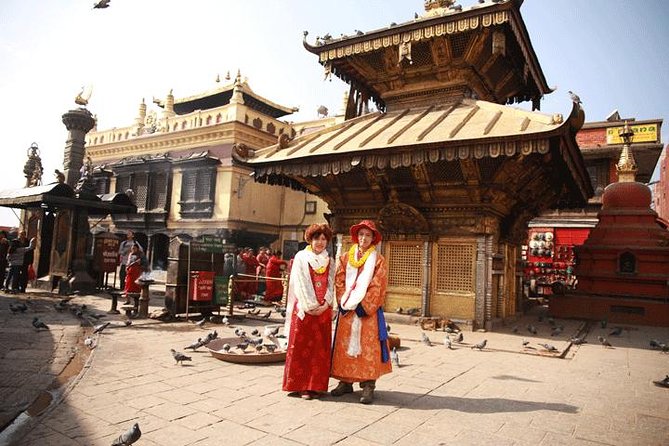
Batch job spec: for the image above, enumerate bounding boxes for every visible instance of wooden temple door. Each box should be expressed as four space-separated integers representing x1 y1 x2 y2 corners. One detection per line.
429 238 477 320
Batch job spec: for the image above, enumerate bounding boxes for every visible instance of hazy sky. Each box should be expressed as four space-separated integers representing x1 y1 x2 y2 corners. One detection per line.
0 0 667 226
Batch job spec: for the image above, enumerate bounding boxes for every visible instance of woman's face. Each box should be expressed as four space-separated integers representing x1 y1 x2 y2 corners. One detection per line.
357 228 374 251
310 233 328 255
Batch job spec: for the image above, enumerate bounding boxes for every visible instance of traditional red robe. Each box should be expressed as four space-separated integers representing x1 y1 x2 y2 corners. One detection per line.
124 260 142 294
282 264 332 393
265 255 287 302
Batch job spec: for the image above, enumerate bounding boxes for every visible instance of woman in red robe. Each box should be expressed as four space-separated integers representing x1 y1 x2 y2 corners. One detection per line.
124 243 143 302
282 224 335 400
265 250 287 302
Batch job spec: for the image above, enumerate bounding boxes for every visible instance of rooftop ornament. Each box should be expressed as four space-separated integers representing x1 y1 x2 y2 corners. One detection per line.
616 121 637 183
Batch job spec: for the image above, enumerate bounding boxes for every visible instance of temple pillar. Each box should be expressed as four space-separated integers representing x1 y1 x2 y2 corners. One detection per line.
61 108 95 187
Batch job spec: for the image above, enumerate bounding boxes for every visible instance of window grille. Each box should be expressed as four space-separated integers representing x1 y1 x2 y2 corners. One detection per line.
134 173 148 210
387 242 423 289
434 243 475 294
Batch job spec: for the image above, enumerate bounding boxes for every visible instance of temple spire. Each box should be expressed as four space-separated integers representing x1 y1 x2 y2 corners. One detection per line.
616 121 637 183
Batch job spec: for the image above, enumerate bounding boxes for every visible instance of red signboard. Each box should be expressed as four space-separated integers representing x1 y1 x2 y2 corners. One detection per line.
189 271 215 301
94 234 120 273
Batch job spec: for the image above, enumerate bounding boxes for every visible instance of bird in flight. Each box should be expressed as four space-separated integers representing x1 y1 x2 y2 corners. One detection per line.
93 0 110 9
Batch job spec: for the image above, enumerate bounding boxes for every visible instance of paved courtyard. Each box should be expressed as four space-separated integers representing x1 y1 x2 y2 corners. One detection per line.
1 291 668 445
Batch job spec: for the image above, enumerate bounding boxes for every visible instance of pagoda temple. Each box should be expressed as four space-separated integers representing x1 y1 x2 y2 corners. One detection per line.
234 0 593 329
551 122 669 326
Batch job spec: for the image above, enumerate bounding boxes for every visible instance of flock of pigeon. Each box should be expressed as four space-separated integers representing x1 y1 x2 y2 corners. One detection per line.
170 324 283 365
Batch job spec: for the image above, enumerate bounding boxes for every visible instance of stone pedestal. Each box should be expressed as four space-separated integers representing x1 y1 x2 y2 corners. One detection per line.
137 279 155 319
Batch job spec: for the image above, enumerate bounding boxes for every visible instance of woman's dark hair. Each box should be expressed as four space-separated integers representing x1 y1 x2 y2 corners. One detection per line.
304 223 333 243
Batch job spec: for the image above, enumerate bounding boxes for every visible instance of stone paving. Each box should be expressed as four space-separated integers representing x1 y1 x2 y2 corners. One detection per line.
1 290 668 445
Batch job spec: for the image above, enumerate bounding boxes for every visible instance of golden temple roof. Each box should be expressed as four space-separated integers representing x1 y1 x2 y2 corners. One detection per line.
245 99 567 165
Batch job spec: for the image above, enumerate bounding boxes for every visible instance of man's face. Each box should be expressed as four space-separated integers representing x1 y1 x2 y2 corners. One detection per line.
126 231 134 240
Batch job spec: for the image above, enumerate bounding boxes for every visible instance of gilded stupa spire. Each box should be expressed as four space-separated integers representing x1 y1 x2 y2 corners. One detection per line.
616 121 637 183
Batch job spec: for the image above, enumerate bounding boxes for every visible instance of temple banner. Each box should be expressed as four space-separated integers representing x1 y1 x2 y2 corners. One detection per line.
606 124 658 144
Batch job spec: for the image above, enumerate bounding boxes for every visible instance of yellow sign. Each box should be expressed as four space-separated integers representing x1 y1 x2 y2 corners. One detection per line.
606 124 659 144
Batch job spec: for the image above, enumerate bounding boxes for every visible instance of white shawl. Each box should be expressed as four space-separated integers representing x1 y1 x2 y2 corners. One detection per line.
284 248 335 338
340 247 377 357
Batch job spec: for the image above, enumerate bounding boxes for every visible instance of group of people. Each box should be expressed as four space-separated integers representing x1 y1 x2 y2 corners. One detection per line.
0 230 36 294
282 220 391 404
226 246 288 302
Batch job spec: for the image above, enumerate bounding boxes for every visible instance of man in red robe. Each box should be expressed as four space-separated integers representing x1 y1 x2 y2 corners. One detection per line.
265 250 287 302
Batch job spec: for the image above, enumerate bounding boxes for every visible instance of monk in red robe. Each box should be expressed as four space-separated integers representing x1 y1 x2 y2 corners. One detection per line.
331 220 391 404
282 224 335 400
265 250 287 302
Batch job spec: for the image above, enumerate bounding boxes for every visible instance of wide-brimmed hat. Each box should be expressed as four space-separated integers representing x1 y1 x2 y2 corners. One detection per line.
350 220 382 245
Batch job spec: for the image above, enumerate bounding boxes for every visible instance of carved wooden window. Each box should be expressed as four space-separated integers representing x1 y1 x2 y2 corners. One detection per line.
387 242 423 289
586 160 609 197
134 173 148 210
267 123 276 135
434 243 475 294
116 175 131 195
149 172 168 210
179 167 216 218
253 117 263 129
619 252 636 274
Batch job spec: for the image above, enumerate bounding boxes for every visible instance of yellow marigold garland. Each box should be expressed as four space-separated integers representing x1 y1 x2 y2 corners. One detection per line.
305 245 327 274
348 245 375 269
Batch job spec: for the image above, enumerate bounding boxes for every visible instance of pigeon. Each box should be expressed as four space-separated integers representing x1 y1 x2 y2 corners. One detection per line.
568 90 582 105
32 317 49 330
444 337 452 349
255 344 264 352
185 338 204 350
195 318 206 327
84 337 95 349
263 325 280 338
234 328 246 338
449 4 462 12
571 337 587 345
386 323 391 333
262 310 272 319
222 316 229 325
511 325 518 333
661 344 669 353
396 307 403 314
124 320 132 327
653 375 669 388
111 422 141 446
93 322 110 334
539 343 559 353
650 339 664 350
391 347 400 367
421 332 432 346
251 329 260 337
444 327 454 333
522 339 530 348
10 303 28 314
551 326 564 337
170 349 192 365
93 0 110 9
527 324 538 335
222 343 231 352
598 336 612 347
609 327 623 336
54 301 67 312
454 332 464 343
471 339 487 351
210 330 218 340
265 344 277 353
236 343 249 352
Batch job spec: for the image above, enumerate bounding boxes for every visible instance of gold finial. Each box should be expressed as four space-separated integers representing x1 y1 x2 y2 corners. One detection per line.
424 0 454 12
225 71 231 81
215 73 220 83
616 121 637 183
